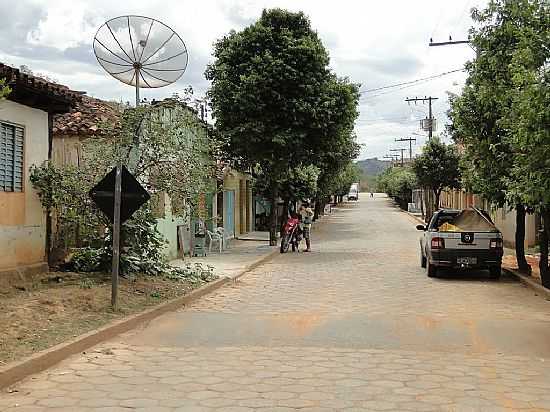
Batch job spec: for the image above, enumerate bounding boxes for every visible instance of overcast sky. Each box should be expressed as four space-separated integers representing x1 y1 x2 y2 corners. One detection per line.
0 0 485 159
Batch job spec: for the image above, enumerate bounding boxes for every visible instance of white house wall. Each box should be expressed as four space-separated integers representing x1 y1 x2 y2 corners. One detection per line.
0 100 48 273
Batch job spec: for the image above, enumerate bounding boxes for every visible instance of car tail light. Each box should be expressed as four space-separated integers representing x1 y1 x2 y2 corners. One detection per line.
490 238 503 249
431 237 445 249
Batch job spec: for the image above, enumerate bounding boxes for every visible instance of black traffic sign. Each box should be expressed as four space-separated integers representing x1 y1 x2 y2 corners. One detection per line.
89 165 150 223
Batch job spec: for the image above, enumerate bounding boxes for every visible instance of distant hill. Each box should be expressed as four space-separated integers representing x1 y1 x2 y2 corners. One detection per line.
355 158 391 176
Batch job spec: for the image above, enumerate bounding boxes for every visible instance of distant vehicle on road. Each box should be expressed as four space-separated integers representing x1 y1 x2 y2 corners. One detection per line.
417 208 503 279
348 183 359 201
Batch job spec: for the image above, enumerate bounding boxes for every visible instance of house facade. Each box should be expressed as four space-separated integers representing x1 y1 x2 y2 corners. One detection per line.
215 168 254 239
52 97 216 260
0 63 80 278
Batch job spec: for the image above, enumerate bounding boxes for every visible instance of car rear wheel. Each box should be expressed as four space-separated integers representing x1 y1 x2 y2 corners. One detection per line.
489 266 501 280
426 261 437 277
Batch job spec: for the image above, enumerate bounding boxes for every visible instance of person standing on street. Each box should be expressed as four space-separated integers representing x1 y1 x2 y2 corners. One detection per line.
299 201 314 252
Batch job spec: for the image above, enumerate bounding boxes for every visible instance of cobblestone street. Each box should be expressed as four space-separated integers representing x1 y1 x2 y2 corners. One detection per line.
3 196 550 411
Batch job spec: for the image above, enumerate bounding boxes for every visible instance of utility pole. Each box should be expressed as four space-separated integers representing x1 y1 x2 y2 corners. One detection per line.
383 154 399 166
395 137 416 161
429 36 470 47
405 96 439 139
390 148 407 167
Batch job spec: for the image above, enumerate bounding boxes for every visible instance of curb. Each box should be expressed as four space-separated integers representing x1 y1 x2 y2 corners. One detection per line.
403 210 425 225
0 242 283 390
502 267 550 300
0 276 229 389
232 247 279 281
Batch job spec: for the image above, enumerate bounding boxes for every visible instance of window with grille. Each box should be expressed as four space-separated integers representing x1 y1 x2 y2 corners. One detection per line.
0 122 24 192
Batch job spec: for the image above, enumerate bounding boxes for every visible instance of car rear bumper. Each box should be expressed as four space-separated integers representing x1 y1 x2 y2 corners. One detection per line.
429 249 503 268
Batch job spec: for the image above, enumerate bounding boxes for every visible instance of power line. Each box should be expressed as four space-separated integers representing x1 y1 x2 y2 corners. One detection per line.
355 110 447 124
359 68 464 95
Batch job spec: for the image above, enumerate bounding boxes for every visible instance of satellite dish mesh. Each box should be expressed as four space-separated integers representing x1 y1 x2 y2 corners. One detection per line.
93 15 188 98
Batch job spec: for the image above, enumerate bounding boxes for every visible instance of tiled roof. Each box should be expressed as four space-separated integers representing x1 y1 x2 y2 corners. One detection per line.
0 63 82 113
53 95 124 137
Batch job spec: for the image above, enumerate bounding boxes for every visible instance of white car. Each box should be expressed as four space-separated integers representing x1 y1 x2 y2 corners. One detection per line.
417 208 503 278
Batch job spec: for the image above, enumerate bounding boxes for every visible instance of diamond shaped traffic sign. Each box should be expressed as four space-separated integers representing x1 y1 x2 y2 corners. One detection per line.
89 165 150 223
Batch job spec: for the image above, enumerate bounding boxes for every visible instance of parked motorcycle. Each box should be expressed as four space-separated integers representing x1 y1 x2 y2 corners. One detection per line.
280 216 301 253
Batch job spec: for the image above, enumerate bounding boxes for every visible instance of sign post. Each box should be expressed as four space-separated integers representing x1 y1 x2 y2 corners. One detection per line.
111 164 122 310
89 165 150 310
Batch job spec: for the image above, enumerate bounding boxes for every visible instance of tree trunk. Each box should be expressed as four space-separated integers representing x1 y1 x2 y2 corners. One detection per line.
45 207 52 267
269 183 278 246
320 200 327 216
515 204 531 274
425 188 433 223
540 210 550 289
313 199 322 221
434 189 441 213
420 189 425 222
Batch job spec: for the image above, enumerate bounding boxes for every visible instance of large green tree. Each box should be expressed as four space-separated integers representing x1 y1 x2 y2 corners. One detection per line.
448 0 547 273
206 8 358 244
505 1 550 286
412 139 461 216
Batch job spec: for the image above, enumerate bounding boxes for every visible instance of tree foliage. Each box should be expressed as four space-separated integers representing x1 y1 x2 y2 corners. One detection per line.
206 9 332 173
279 165 320 202
448 0 548 208
412 139 461 210
0 78 11 100
378 166 417 208
505 3 550 210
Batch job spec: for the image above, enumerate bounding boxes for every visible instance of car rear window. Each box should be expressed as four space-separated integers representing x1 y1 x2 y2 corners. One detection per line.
432 209 499 232
431 212 460 229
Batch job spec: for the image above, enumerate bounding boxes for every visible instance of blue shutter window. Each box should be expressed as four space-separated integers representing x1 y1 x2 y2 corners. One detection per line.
0 122 24 192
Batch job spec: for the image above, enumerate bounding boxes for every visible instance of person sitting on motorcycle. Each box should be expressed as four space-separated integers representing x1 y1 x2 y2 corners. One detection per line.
299 201 314 252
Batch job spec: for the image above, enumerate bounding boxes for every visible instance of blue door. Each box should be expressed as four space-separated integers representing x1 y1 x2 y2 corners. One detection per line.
224 190 235 238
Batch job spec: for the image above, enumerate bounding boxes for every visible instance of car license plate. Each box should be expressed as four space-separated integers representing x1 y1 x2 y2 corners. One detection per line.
457 257 477 265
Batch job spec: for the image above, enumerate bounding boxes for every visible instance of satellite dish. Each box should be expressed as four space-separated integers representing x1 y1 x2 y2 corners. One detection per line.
93 15 188 106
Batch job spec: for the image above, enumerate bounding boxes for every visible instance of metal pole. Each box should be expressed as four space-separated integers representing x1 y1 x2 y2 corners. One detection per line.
135 68 140 107
428 97 433 140
111 164 122 310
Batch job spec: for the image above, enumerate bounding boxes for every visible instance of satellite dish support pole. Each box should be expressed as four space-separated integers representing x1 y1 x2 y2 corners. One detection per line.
135 67 140 107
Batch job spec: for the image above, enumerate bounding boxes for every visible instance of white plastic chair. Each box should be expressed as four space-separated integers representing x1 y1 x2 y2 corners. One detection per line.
216 227 231 249
206 230 223 253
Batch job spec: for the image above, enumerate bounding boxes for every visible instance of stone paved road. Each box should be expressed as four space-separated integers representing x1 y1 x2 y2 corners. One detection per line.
3 196 550 411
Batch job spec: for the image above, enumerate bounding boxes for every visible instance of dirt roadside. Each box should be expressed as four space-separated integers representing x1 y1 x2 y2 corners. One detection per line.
0 271 198 366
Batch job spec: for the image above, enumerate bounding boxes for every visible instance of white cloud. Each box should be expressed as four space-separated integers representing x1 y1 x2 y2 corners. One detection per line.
26 1 102 50
3 0 487 158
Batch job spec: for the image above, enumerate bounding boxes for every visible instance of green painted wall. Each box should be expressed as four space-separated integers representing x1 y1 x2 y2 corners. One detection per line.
156 210 187 260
